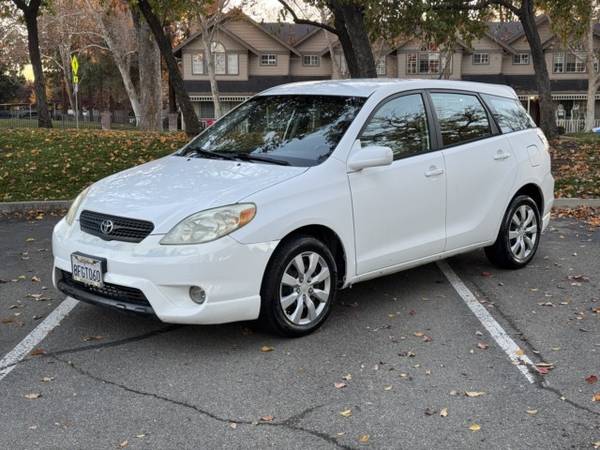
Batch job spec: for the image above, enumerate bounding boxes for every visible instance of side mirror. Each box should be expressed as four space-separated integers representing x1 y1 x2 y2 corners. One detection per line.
347 145 394 172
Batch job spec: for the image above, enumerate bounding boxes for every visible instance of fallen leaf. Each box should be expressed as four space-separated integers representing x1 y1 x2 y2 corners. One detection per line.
358 434 369 444
135 434 145 438
585 375 598 384
25 238 35 242
340 409 352 417
440 408 448 417
229 422 237 429
593 392 600 402
24 392 41 400
477 342 489 350
342 373 352 381
119 440 128 448
465 391 486 398
31 276 41 282
414 331 424 337
334 381 347 389
30 348 46 356
515 348 524 357
82 335 105 342
41 376 54 382
260 346 274 352
593 440 600 449
260 415 274 422
526 409 538 415
383 385 393 391
469 423 481 432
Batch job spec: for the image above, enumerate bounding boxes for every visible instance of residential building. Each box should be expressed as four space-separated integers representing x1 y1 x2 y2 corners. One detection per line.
173 14 600 127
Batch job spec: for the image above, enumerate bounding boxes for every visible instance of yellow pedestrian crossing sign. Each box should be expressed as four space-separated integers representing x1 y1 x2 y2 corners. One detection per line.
71 55 79 80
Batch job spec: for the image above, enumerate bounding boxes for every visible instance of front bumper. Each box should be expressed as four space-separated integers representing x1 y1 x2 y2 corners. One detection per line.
52 218 278 324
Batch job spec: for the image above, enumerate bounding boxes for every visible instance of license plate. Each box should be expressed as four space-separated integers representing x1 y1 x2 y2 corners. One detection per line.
71 253 105 288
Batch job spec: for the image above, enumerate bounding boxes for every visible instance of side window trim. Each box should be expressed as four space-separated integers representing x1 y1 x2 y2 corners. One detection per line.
357 89 440 161
424 89 500 150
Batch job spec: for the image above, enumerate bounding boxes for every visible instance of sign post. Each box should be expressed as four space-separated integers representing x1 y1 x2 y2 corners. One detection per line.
71 55 79 129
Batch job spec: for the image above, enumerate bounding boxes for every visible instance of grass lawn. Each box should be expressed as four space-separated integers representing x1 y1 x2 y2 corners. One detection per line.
0 128 188 202
0 128 599 202
552 133 600 198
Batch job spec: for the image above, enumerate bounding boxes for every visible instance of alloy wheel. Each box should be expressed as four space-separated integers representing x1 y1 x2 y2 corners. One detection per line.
279 251 331 326
508 204 538 262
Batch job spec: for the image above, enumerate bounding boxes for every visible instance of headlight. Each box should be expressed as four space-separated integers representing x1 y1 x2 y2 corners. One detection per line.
65 186 90 225
160 203 256 245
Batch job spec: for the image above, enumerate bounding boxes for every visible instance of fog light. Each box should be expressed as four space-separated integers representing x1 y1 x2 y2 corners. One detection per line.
189 286 206 304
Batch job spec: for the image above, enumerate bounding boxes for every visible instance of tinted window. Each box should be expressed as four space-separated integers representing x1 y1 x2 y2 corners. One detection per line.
430 93 491 147
482 94 536 133
180 95 365 167
359 94 430 159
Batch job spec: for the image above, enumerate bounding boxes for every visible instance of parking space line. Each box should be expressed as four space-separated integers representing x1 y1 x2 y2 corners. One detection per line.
436 260 535 383
0 297 78 382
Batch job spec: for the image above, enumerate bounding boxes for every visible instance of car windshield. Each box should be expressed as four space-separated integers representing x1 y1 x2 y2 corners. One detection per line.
178 95 366 167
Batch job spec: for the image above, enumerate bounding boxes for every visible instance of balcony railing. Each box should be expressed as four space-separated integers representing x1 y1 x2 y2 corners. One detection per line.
556 119 600 134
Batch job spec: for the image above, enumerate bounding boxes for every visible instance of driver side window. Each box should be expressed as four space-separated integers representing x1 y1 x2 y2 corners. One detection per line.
359 94 430 160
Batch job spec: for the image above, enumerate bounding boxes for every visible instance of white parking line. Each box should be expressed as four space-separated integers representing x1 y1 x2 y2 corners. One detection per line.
0 297 78 382
436 260 535 383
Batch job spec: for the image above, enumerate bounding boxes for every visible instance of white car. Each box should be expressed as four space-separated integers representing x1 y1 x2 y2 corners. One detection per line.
53 79 554 336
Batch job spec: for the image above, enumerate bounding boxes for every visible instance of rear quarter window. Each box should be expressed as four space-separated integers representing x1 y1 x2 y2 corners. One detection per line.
482 94 536 133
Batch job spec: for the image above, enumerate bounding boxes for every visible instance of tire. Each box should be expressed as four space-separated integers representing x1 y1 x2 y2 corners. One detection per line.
485 195 541 269
259 236 337 337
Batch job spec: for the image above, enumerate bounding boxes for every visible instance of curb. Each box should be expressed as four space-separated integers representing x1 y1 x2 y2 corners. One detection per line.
553 198 600 209
0 198 599 214
0 200 71 214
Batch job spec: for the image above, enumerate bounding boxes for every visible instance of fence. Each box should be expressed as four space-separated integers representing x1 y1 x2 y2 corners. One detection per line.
0 104 183 131
555 119 600 134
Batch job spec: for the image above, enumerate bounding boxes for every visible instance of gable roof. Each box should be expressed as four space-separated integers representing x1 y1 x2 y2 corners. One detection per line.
261 22 316 45
173 12 302 56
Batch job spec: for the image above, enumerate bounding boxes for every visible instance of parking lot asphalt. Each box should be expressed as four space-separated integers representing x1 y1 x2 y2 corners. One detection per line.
0 215 598 449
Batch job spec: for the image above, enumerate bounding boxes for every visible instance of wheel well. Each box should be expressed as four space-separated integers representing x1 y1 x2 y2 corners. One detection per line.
278 225 347 286
514 183 544 214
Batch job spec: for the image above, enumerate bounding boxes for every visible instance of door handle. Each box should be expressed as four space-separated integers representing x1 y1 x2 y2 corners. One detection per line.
494 150 511 160
424 166 444 177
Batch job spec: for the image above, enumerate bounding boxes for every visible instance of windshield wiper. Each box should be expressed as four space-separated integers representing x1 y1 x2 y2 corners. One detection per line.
232 153 290 166
186 148 238 161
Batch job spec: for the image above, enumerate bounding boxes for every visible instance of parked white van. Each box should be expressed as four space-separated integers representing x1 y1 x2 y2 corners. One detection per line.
53 79 554 336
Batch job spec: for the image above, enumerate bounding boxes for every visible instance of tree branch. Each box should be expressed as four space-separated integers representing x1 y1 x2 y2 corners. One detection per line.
277 0 338 35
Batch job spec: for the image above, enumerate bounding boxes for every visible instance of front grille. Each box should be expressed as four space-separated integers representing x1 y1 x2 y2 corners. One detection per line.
80 210 154 243
60 270 151 307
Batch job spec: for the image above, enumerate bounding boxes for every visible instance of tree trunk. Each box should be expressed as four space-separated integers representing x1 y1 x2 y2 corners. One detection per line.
519 0 557 138
23 10 52 128
201 34 222 119
585 10 597 132
326 1 376 78
136 0 200 136
137 15 162 131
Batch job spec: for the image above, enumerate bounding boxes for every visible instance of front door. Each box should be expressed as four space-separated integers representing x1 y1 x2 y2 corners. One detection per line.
348 92 446 275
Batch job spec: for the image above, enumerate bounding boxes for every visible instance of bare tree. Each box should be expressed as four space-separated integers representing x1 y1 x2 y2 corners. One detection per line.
84 0 141 122
583 3 599 131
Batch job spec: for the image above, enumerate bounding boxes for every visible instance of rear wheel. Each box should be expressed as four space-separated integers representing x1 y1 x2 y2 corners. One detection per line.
485 195 541 269
259 236 337 337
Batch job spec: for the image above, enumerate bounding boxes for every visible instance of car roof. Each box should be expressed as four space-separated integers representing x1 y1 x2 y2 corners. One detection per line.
259 78 518 100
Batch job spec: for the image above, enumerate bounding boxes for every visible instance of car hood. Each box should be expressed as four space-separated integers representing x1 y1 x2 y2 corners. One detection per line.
79 155 308 234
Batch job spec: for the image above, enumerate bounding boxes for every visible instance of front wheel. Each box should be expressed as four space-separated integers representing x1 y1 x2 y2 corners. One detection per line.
485 195 541 269
259 236 337 337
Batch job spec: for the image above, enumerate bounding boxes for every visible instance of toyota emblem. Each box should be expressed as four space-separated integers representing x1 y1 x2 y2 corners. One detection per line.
100 219 114 235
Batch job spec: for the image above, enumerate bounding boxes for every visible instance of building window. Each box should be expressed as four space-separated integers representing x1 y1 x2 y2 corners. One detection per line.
227 53 239 75
512 53 529 65
553 52 586 73
472 52 489 65
407 49 449 75
376 56 386 75
260 54 277 66
211 42 226 74
192 53 205 74
303 55 320 66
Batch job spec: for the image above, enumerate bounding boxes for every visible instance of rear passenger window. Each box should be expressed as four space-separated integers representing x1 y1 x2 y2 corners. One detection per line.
430 93 491 147
360 94 430 160
482 94 536 133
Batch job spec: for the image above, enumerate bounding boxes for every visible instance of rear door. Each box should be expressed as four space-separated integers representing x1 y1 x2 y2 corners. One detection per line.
348 92 446 275
428 91 518 251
